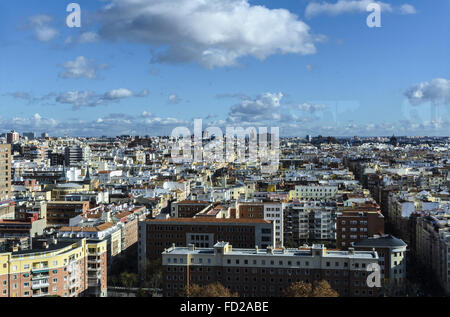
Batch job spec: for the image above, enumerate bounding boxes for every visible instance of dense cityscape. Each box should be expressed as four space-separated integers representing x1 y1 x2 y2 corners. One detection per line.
1 0 449 306
0 131 448 297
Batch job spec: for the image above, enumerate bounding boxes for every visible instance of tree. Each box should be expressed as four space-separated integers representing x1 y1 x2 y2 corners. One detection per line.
311 280 339 297
284 280 339 297
144 259 162 288
284 281 313 297
120 272 138 289
182 282 238 297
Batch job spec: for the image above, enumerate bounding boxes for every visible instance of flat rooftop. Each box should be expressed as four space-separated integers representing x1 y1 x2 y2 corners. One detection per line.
164 246 377 259
146 218 271 224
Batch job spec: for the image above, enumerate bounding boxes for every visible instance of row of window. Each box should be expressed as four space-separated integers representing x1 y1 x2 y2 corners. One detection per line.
166 256 369 270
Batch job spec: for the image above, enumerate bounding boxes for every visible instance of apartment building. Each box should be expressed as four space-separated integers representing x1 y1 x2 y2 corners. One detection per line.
15 200 47 221
337 206 385 249
23 144 48 162
0 217 46 239
171 200 210 218
283 200 337 245
57 222 122 266
114 211 139 251
413 213 450 295
353 235 407 294
46 201 89 227
64 146 90 166
162 242 380 297
6 131 19 145
0 238 107 297
289 185 338 200
0 145 13 220
264 202 283 247
0 145 11 201
236 202 283 247
138 218 275 277
388 191 440 243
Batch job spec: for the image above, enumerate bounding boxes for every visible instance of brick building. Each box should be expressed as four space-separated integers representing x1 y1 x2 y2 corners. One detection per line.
0 238 107 297
171 200 210 218
337 205 384 249
138 218 275 277
162 242 380 297
46 201 89 227
0 145 13 220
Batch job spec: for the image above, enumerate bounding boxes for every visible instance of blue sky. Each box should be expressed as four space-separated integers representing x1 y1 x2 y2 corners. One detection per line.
0 0 449 137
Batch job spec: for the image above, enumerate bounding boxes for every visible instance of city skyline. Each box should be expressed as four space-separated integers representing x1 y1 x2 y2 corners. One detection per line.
1 0 449 137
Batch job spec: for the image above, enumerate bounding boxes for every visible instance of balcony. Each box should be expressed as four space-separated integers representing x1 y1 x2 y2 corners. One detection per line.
31 266 49 273
32 281 49 290
87 257 101 264
32 292 50 297
32 276 49 282
87 265 101 271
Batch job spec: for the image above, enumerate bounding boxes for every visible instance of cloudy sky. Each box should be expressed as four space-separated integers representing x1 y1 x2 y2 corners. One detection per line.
0 0 449 137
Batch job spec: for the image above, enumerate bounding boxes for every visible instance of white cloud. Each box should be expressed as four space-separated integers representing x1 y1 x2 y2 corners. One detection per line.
78 32 100 43
1 112 449 137
104 88 134 100
168 93 181 104
399 4 417 15
405 78 450 106
0 112 189 137
55 88 148 108
97 0 321 68
56 91 98 107
28 14 59 42
227 92 283 123
59 56 105 79
305 0 416 18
